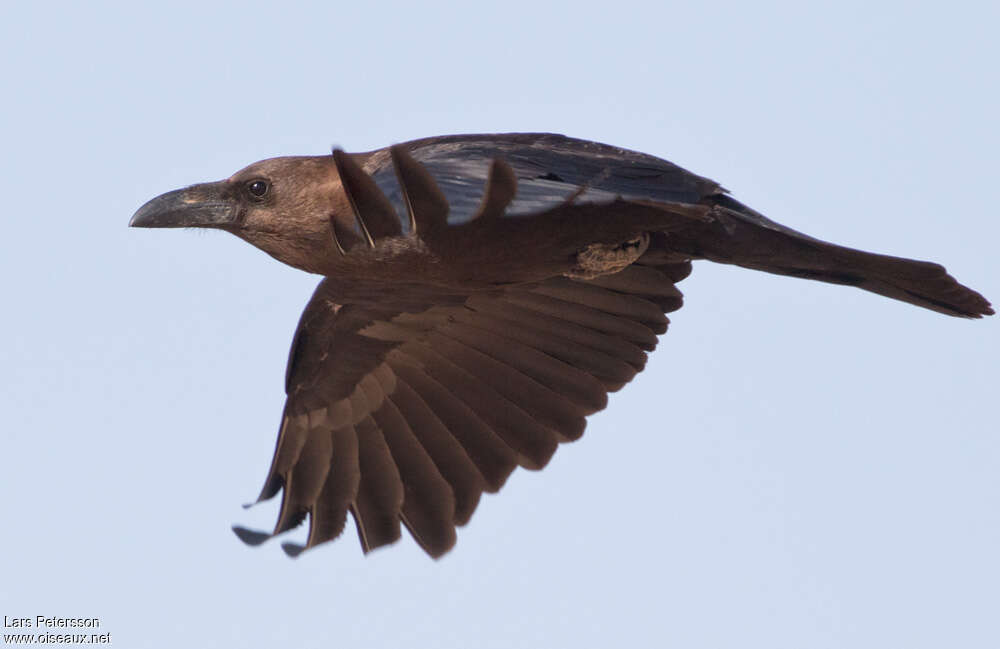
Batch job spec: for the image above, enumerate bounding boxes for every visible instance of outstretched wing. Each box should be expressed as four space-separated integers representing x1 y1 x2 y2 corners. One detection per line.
234 248 692 558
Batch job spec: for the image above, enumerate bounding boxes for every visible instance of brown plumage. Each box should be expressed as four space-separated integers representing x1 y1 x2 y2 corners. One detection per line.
130 133 993 558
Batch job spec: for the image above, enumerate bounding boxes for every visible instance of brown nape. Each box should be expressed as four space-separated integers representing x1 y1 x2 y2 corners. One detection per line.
228 155 353 275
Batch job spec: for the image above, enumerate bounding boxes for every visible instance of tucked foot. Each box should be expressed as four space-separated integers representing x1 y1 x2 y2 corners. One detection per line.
564 233 650 279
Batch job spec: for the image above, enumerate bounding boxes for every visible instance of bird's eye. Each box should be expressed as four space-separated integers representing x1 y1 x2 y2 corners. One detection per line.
247 180 269 198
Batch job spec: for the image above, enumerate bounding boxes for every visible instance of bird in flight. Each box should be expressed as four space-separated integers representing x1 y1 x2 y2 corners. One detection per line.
131 133 992 558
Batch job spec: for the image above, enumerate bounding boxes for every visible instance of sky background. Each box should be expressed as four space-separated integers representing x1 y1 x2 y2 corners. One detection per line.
2 1 997 647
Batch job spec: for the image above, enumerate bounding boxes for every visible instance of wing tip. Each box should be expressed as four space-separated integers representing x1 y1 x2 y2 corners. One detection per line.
232 525 272 547
281 542 307 558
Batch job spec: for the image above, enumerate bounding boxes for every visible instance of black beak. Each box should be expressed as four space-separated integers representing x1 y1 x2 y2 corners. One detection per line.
130 181 238 228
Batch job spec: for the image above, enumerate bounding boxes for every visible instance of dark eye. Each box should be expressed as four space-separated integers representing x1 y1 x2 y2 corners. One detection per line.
247 180 269 198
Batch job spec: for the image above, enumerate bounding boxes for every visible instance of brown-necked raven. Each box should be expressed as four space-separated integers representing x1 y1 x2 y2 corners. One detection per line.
131 133 992 558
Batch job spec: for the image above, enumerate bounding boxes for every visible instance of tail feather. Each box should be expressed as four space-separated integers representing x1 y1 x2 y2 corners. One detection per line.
760 246 992 318
671 196 993 318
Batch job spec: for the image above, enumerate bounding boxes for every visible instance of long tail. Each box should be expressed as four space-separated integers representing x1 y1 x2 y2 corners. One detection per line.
668 195 993 318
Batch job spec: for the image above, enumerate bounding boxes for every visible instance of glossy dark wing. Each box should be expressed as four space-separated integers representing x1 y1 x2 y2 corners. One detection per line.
234 253 693 558
363 133 723 228
353 134 992 318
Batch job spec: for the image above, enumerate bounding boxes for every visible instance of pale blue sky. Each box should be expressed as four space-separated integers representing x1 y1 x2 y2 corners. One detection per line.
2 2 997 647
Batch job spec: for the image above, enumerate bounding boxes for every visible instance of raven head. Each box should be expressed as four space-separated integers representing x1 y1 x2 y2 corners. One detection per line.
131 156 349 274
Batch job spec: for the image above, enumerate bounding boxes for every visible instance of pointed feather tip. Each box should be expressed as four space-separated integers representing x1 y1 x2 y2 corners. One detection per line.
472 157 518 221
241 494 269 510
240 478 285 509
971 294 994 317
232 525 272 547
388 144 450 233
255 476 283 505
281 542 307 558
